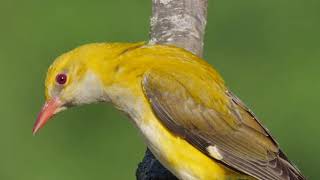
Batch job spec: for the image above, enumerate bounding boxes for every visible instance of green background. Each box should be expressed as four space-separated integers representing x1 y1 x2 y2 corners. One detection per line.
0 0 318 179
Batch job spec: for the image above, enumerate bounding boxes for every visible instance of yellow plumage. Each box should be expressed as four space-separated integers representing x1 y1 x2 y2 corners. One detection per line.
35 42 304 180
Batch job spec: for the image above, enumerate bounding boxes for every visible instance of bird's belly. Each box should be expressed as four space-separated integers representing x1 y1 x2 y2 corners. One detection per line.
138 114 251 180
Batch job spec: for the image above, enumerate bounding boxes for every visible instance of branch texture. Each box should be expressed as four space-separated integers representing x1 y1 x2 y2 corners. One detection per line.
136 0 208 179
150 0 207 56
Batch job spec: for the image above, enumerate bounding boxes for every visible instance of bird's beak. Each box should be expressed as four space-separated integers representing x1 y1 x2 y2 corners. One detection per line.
33 97 64 135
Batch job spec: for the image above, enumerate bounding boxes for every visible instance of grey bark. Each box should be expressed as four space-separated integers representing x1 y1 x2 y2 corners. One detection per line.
149 0 208 57
136 0 208 179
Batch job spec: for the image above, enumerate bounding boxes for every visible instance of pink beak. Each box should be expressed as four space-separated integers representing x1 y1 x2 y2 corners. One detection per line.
33 97 63 135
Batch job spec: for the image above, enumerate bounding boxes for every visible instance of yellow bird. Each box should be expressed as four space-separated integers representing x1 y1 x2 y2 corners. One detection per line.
33 42 305 180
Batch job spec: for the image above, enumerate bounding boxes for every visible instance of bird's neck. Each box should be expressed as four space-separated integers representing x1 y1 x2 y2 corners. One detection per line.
104 83 147 124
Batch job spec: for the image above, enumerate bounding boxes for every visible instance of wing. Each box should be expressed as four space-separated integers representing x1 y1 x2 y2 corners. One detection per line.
142 70 305 180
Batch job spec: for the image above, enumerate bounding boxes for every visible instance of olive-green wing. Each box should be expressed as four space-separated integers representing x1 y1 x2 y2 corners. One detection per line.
142 70 304 180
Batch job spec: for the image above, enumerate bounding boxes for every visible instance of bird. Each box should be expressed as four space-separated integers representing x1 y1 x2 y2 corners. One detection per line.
33 42 305 180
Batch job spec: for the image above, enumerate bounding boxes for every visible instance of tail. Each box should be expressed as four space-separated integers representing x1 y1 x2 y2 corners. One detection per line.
278 150 306 180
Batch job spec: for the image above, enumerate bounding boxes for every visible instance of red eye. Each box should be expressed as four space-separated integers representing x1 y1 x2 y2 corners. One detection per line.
56 73 67 85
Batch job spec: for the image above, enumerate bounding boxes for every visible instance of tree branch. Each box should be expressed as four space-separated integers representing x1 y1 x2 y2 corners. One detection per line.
136 0 208 179
149 0 207 56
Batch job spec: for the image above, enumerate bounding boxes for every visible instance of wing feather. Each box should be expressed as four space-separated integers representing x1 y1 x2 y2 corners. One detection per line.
142 70 305 180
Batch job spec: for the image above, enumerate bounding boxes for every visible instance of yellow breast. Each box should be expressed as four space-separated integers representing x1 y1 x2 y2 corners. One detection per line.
139 108 253 180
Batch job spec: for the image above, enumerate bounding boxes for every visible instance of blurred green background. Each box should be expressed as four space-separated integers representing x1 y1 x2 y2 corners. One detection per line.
0 0 318 179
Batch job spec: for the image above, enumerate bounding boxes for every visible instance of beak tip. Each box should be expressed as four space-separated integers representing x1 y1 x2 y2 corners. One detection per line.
33 97 63 136
32 126 39 135
32 129 37 136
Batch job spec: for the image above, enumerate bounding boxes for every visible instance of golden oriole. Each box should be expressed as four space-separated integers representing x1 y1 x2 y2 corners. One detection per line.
33 42 305 180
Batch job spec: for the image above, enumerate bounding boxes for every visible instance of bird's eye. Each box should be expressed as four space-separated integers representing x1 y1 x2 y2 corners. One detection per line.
56 73 67 85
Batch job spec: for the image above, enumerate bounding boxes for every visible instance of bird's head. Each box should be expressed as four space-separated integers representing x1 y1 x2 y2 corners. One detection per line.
33 42 144 134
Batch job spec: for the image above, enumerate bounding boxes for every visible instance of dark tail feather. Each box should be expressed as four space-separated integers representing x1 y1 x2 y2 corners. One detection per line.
279 150 306 180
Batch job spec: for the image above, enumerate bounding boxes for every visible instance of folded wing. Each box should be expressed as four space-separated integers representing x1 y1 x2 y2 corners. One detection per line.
142 70 305 180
